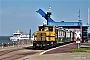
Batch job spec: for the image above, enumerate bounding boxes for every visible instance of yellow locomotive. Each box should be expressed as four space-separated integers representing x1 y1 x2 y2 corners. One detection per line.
33 25 74 49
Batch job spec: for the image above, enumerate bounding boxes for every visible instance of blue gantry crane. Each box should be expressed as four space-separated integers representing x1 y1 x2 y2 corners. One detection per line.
36 9 82 28
36 8 89 42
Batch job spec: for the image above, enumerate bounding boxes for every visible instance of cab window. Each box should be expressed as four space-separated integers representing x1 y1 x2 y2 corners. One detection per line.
49 26 53 31
38 26 53 31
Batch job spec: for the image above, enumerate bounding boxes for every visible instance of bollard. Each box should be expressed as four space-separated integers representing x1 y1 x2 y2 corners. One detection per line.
2 42 4 49
8 42 9 47
18 41 19 47
13 41 14 47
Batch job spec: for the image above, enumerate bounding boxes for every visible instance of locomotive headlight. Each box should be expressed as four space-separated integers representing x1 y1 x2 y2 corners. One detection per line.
35 37 36 40
61 38 62 41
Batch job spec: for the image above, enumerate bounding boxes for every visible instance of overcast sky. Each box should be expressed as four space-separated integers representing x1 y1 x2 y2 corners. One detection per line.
0 0 90 36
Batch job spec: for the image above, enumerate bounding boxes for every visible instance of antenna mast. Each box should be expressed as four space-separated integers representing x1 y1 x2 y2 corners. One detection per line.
49 3 51 12
78 9 80 19
88 7 90 26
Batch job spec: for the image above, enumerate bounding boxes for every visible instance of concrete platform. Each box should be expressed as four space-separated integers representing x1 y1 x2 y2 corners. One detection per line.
80 40 90 48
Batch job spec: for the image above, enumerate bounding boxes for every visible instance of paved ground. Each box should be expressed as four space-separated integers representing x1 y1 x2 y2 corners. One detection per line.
17 52 90 60
0 41 90 60
17 41 90 60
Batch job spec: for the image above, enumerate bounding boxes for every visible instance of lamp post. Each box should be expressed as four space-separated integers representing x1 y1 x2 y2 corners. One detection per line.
29 29 31 44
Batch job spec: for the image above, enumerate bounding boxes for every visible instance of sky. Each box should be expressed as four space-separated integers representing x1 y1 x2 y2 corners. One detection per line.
0 0 90 36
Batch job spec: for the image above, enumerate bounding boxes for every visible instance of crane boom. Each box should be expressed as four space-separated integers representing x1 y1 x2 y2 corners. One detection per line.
36 8 82 27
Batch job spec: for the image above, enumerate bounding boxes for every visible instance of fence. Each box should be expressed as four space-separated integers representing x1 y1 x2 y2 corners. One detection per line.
0 39 33 49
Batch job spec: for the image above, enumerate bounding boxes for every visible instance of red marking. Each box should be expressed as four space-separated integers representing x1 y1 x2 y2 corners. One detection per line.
79 28 82 32
80 38 82 41
74 28 76 32
74 38 76 41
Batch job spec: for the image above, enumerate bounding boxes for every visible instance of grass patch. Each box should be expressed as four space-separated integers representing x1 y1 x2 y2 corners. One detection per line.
70 47 90 53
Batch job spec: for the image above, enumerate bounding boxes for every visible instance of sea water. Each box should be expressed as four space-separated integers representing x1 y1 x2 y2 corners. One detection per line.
0 36 14 46
0 36 31 46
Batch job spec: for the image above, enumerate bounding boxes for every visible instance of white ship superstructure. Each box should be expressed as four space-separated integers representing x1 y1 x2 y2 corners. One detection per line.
10 28 30 41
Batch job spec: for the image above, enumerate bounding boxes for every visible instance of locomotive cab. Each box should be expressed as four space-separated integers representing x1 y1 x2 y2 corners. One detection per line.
33 25 56 49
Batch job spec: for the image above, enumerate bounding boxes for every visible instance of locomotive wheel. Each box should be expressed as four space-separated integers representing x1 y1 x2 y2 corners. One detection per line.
33 45 36 50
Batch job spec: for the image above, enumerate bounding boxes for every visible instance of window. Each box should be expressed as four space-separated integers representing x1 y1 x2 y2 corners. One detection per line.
38 26 53 31
49 27 53 31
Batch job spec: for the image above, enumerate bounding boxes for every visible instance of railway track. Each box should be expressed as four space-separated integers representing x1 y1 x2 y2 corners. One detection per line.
1 52 36 60
0 46 44 60
44 42 77 54
0 48 23 56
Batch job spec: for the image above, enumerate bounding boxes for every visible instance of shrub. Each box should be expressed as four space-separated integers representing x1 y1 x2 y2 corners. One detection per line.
70 47 90 53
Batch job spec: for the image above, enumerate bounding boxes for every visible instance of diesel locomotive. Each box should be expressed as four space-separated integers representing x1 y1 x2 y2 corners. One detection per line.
33 25 74 49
